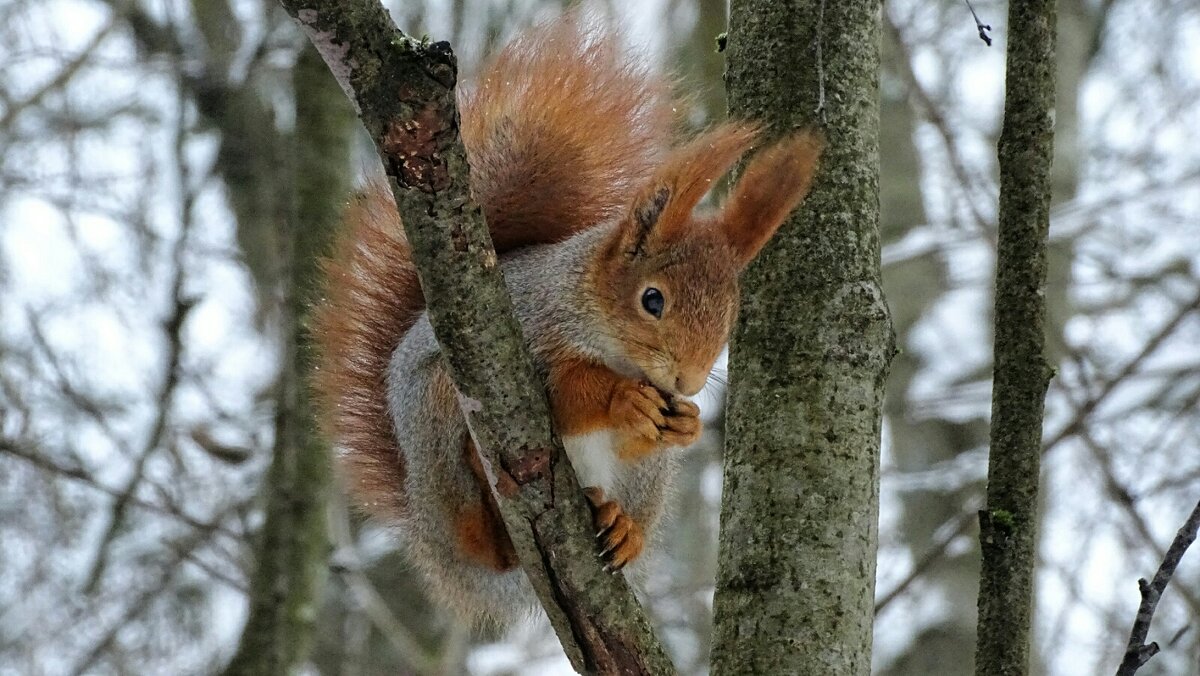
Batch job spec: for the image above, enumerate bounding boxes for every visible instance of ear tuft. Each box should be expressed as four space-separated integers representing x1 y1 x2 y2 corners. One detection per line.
620 123 760 257
721 130 824 267
628 186 671 256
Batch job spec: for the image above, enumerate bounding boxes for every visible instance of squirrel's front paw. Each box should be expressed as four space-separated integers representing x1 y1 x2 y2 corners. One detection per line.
584 487 644 572
610 381 667 442
660 397 701 448
609 381 702 459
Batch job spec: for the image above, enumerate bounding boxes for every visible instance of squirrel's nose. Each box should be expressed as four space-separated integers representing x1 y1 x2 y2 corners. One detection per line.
675 372 707 397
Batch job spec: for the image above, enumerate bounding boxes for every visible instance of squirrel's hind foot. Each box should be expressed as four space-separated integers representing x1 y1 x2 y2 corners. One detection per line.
583 487 645 572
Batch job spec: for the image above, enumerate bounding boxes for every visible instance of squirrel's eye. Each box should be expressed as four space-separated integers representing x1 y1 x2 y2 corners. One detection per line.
641 287 664 319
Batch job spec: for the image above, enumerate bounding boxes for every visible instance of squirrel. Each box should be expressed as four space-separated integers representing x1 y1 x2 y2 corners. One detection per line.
311 13 822 625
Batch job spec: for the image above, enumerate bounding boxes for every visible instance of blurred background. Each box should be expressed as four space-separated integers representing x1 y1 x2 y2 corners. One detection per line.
2 0 1198 674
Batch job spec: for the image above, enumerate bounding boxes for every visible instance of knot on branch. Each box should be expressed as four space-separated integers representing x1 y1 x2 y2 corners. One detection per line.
502 445 553 486
493 446 552 500
382 104 452 192
422 40 457 88
979 508 1019 547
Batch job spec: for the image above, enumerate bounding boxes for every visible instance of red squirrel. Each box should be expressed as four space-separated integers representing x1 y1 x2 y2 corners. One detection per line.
312 13 821 624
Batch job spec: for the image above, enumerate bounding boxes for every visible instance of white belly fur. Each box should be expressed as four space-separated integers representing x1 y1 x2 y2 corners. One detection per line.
561 430 619 492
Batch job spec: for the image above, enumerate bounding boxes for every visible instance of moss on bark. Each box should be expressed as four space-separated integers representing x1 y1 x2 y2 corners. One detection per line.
974 3 1058 675
712 1 893 674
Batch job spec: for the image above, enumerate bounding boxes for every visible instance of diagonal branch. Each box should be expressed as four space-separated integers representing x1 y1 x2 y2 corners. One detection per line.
275 1 674 672
1116 497 1200 676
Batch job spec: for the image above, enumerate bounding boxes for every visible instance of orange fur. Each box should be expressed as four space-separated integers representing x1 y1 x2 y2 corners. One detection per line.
548 358 701 461
459 13 677 250
613 123 760 257
457 437 518 571
721 131 824 265
547 357 623 436
312 183 421 522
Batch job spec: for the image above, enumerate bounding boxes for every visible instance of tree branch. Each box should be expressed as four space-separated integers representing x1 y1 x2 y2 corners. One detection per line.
275 1 674 672
1116 497 1200 676
974 1 1057 674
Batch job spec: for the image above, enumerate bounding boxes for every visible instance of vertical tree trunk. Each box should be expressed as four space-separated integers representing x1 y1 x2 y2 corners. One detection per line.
974 2 1057 675
711 1 893 674
223 44 354 675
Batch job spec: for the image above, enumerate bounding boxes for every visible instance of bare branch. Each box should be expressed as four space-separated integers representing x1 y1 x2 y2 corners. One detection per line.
0 17 117 131
68 508 236 676
82 288 194 592
0 437 240 539
1116 497 1200 675
876 509 977 614
963 0 993 46
274 1 674 671
328 497 438 674
975 1 1057 672
1044 288 1200 451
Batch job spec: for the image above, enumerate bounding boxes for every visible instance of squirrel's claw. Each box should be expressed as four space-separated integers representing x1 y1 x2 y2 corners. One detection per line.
657 397 702 447
583 487 645 571
666 398 700 419
659 417 701 447
611 380 703 457
610 381 669 445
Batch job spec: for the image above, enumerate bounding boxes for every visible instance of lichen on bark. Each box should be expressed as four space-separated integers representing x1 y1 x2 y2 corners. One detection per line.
711 1 894 674
974 2 1058 675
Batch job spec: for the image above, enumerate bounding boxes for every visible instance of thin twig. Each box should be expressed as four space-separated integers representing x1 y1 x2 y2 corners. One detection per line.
81 79 198 593
0 18 118 131
884 14 996 236
878 289 1200 611
0 437 239 539
68 509 235 676
328 499 439 674
876 509 976 614
1074 428 1200 619
1116 497 1200 675
964 0 993 46
1044 288 1200 452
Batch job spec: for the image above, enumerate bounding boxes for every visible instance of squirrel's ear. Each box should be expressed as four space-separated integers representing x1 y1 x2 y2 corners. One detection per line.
615 123 759 257
720 130 823 268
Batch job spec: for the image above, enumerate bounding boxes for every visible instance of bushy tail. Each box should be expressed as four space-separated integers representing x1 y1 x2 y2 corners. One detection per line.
312 13 681 521
312 183 421 522
459 12 678 249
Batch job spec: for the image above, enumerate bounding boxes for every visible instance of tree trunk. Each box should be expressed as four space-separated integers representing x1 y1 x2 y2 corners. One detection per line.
974 2 1057 675
712 1 893 674
223 44 354 675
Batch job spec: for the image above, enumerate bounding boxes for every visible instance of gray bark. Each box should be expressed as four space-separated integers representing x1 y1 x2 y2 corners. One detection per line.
974 2 1057 675
275 1 675 672
712 1 894 674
